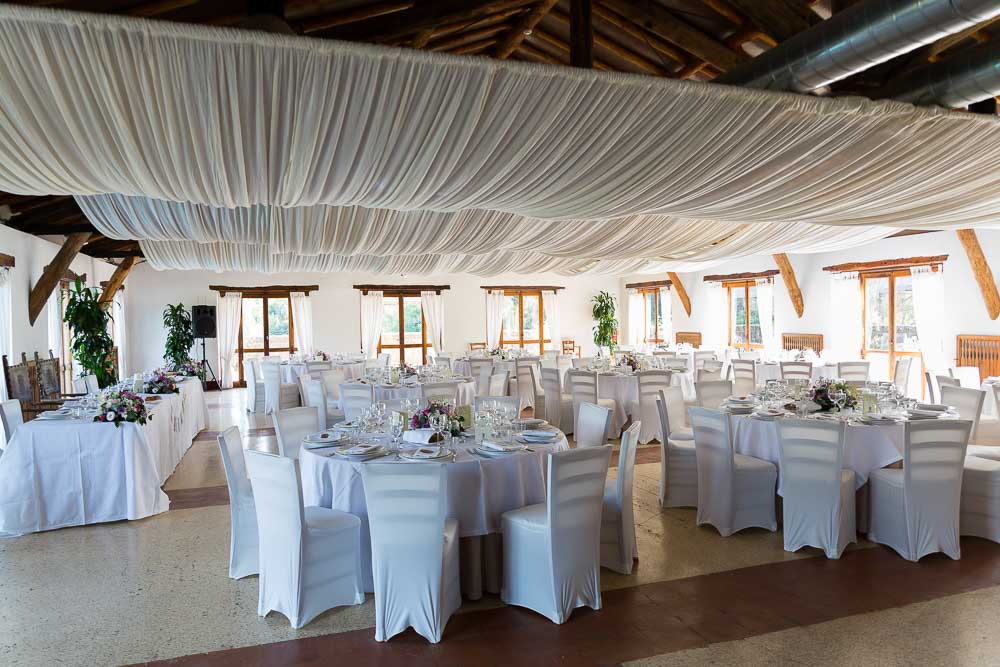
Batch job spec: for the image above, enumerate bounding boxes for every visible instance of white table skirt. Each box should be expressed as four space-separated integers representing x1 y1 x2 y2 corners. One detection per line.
282 361 364 384
598 372 695 417
983 380 999 420
0 378 206 536
731 415 904 496
369 380 476 407
300 432 568 592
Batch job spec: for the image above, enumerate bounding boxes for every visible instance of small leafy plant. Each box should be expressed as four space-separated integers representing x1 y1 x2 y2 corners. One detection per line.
591 291 619 357
63 279 116 388
162 303 195 369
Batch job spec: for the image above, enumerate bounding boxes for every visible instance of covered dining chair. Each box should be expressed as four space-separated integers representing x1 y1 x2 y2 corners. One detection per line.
690 407 777 537
244 450 365 629
575 402 612 448
601 422 640 574
242 359 265 414
540 367 574 433
421 382 459 406
512 357 542 412
780 361 812 381
729 359 756 396
656 389 697 508
695 380 733 409
273 406 319 460
340 382 374 422
362 463 460 643
487 370 510 397
776 419 856 559
468 358 494 395
960 454 1000 543
319 368 347 403
893 357 913 395
869 419 972 561
217 427 258 579
627 370 671 445
502 446 612 624
260 362 299 415
300 378 345 430
566 370 619 437
837 361 870 385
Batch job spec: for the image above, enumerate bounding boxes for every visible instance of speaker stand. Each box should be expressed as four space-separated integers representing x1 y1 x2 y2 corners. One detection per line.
199 338 219 391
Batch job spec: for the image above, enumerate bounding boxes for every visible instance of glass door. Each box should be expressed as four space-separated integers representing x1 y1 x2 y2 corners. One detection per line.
500 291 546 355
727 281 762 352
378 294 430 366
862 271 921 386
235 295 296 386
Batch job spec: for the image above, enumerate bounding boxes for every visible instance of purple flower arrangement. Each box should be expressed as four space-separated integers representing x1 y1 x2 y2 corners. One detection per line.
94 390 151 428
173 360 204 378
399 362 417 377
809 379 858 412
145 372 179 394
620 352 640 372
410 401 466 436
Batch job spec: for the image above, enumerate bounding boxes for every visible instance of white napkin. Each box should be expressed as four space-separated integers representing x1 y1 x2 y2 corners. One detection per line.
407 446 443 459
482 440 523 452
521 429 557 440
403 428 442 445
915 403 948 412
340 443 382 456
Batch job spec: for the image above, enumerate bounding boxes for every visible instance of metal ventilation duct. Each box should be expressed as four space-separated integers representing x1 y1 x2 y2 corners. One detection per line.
877 38 1000 106
716 0 1000 93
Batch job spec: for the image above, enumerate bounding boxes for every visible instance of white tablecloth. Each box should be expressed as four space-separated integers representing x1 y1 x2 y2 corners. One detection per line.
598 372 695 417
300 431 568 592
281 361 364 384
0 378 207 536
362 379 476 407
731 414 904 495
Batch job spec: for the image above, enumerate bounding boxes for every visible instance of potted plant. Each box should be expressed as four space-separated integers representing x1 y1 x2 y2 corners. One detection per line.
591 291 618 357
162 303 195 370
63 279 116 388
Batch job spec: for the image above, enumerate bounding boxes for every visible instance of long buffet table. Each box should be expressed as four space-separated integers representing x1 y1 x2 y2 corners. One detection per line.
0 378 207 536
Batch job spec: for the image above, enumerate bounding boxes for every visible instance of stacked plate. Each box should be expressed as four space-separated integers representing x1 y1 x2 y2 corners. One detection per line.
35 408 73 420
860 414 902 425
724 397 755 415
303 431 342 449
474 440 526 457
516 429 559 445
752 409 784 421
514 418 547 428
906 408 944 420
334 443 388 461
398 446 453 462
915 403 948 413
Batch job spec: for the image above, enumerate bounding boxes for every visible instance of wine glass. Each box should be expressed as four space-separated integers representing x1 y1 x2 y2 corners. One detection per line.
429 413 445 445
832 389 847 416
389 412 404 451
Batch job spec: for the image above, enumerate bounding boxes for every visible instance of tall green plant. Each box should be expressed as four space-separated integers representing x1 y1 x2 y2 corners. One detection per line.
162 303 195 369
591 291 619 357
63 279 116 388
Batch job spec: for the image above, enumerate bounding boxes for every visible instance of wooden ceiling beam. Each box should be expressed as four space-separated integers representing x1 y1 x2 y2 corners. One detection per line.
527 29 614 70
552 9 671 75
517 41 565 65
773 253 804 318
322 0 535 42
98 256 137 309
569 0 593 68
667 272 691 316
822 255 948 273
495 0 559 59
28 232 93 325
125 0 199 18
430 25 508 52
299 1 414 34
591 3 687 67
599 0 748 72
723 0 814 43
396 7 526 47
956 229 1000 320
452 38 500 55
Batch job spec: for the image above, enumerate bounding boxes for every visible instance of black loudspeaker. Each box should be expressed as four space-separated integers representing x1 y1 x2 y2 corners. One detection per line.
192 305 217 339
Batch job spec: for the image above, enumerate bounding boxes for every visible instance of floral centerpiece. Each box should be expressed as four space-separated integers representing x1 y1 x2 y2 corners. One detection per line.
619 352 640 372
94 389 151 428
488 347 510 360
399 362 417 377
173 360 204 378
314 350 330 361
145 372 179 394
809 379 858 412
410 401 466 437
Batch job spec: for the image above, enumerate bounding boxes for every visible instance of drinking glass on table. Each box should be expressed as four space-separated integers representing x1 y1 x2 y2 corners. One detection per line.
389 412 405 450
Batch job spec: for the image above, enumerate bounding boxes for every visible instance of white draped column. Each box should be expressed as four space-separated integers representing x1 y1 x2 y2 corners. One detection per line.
703 281 727 349
911 265 947 370
216 292 241 389
290 292 314 356
828 272 862 361
627 290 643 349
420 291 446 356
360 291 384 357
0 267 11 402
485 290 504 350
756 278 777 360
112 290 128 378
542 290 560 351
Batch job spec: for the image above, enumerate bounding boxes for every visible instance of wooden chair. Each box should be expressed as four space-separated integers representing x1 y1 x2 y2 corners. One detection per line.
469 342 487 353
561 339 579 357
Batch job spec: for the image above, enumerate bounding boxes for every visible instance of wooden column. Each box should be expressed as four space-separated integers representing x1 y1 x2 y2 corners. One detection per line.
956 229 1000 320
773 253 804 318
667 272 691 316
98 257 137 309
27 232 92 325
569 0 592 68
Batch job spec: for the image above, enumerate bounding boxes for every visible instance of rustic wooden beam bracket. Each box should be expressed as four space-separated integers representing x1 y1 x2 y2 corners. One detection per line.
956 229 1000 320
98 256 137 309
703 269 780 282
773 253 804 318
0 252 13 269
667 272 692 316
28 232 93 326
625 279 673 289
495 0 558 59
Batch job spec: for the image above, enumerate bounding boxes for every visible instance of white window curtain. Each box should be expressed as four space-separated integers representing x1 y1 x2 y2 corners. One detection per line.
216 292 241 389
541 290 560 351
290 292 314 357
420 291 445 356
911 265 947 370
360 291 384 357
112 289 127 378
0 267 11 402
627 290 643 349
756 278 778 361
485 290 504 350
828 272 862 361
47 290 61 358
659 287 673 347
704 281 728 348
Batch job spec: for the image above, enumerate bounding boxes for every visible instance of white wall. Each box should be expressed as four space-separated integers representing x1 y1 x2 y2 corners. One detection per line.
0 224 115 362
620 229 1000 368
125 265 622 374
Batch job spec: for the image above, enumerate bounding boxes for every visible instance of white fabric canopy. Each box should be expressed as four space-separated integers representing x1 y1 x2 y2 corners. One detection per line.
485 290 504 350
911 265 947 370
0 268 10 402
828 272 863 361
216 292 241 389
290 292 314 357
4 7 1000 231
542 290 560 351
360 291 384 357
420 291 445 355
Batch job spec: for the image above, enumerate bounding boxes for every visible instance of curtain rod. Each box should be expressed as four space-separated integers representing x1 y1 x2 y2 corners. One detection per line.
0 252 13 268
822 255 948 273
702 269 779 282
353 284 450 295
209 284 319 296
625 279 672 289
480 285 564 292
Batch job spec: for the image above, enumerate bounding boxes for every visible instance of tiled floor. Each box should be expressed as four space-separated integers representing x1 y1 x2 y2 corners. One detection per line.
2 388 998 666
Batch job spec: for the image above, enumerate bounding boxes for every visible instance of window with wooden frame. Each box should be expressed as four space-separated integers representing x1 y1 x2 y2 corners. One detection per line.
378 293 431 366
501 290 548 355
639 288 667 344
231 291 297 387
727 280 763 351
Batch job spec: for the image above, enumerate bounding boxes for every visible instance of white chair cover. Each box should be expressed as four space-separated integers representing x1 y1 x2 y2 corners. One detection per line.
244 450 364 629
893 357 913 394
487 370 510 397
693 351 717 370
572 357 594 369
242 359 265 414
627 370 671 445
656 389 697 507
273 407 319 460
697 368 723 382
468 358 494 395
695 380 734 409
513 357 542 412
474 395 519 415
301 377 345 430
941 385 986 440
319 367 347 401
730 359 756 396
961 455 1000 543
838 361 870 382
1 399 22 446
780 361 812 381
528 365 546 420
690 407 777 537
601 422 640 574
421 381 459 405
776 419 856 559
340 382 374 422
502 446 612 624
567 370 618 436
260 361 298 415
305 360 332 379
540 367 573 433
216 426 258 579
576 402 612 448
362 463 460 643
869 420 973 561
85 374 100 394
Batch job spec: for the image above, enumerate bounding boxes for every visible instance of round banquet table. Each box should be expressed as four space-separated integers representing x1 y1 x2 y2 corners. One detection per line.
752 361 839 384
364 379 476 407
299 430 569 599
598 371 696 417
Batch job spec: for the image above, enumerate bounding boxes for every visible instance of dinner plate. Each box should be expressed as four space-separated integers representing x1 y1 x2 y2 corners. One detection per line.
474 444 525 457
334 444 387 460
399 447 454 461
304 430 341 444
36 409 72 420
514 418 546 428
